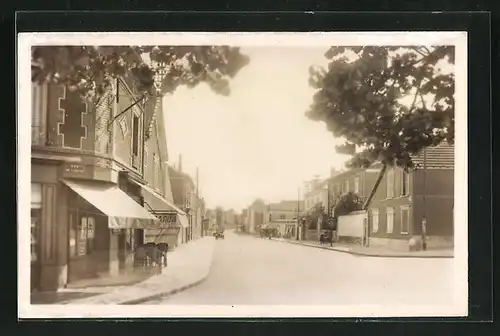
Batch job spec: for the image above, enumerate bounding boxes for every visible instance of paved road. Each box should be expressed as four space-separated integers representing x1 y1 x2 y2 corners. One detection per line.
150 231 455 305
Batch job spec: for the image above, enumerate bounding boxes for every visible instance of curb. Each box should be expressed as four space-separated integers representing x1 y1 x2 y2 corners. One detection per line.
120 239 216 305
120 269 211 305
271 238 454 259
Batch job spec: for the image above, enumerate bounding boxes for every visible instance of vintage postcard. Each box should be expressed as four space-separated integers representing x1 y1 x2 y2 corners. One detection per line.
18 31 467 318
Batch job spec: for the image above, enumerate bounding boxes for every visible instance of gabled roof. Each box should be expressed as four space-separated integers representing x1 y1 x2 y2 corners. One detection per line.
411 142 454 169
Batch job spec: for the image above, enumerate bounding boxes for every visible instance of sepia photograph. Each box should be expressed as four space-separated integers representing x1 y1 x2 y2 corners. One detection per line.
18 32 467 318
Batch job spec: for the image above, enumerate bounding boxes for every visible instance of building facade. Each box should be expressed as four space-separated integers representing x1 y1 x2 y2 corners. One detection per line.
304 180 329 214
244 199 266 234
30 73 186 292
366 143 454 250
265 200 303 238
167 164 199 244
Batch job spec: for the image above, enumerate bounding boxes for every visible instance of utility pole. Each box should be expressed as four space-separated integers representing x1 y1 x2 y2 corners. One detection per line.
422 147 428 251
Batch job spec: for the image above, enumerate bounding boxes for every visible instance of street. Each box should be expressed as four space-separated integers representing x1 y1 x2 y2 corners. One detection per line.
149 231 455 305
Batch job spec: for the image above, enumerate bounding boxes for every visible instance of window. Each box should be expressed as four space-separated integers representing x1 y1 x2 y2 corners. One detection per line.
31 83 47 145
76 216 95 256
386 169 395 198
132 115 140 156
401 206 410 234
386 207 395 233
153 154 160 189
371 208 379 233
401 171 410 196
31 183 42 263
280 214 286 220
343 180 349 194
354 176 360 194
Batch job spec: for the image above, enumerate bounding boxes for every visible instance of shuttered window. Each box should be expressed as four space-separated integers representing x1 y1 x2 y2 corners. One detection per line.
371 208 379 233
387 169 395 198
386 207 395 234
401 206 410 234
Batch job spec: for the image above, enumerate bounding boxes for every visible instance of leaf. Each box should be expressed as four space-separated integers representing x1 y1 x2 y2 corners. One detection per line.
308 45 454 169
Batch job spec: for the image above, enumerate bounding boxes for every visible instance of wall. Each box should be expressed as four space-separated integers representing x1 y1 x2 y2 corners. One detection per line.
113 79 144 174
412 169 454 236
368 167 412 240
337 211 366 239
266 201 302 222
328 168 380 202
31 163 68 291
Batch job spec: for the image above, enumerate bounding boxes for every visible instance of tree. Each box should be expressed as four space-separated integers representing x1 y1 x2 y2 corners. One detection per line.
333 192 364 218
31 45 250 102
307 46 454 208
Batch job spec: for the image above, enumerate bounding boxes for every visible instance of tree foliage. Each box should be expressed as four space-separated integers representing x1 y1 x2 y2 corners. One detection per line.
31 45 250 102
333 192 364 219
307 46 454 170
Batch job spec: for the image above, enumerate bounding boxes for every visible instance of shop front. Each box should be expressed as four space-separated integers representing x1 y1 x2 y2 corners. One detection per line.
133 182 189 249
62 179 160 281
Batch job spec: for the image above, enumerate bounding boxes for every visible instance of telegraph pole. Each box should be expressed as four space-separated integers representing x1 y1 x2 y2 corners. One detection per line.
422 148 428 251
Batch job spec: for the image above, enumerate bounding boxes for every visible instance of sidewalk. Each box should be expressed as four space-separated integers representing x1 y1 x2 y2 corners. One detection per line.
33 236 215 305
271 237 454 258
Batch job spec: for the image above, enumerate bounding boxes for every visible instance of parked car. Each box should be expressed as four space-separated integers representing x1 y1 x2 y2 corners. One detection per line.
214 231 225 239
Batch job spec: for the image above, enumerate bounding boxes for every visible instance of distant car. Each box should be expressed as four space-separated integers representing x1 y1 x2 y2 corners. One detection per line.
214 231 225 239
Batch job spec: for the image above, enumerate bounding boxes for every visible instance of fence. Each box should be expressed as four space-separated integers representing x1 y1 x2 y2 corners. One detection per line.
337 210 367 243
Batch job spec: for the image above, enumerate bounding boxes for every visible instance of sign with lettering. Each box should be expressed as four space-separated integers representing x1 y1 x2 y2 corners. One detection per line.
65 164 86 174
63 163 92 179
157 213 177 226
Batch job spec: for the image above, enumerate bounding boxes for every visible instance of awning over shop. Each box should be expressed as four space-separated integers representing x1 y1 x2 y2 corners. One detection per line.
136 183 186 215
132 182 190 228
62 179 160 229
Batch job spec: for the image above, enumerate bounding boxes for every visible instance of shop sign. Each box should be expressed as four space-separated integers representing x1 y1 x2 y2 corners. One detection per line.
65 163 86 174
158 213 177 226
64 163 91 178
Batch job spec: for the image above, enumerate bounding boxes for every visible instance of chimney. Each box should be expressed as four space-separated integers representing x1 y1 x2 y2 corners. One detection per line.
178 154 182 172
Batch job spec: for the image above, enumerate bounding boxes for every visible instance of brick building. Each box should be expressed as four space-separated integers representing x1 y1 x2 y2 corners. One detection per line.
30 71 187 292
367 143 454 249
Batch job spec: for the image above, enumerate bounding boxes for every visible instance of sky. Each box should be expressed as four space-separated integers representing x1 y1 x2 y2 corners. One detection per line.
162 46 454 212
163 47 352 211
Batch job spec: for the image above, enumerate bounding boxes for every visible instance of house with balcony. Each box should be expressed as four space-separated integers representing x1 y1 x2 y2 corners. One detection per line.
30 69 187 292
366 143 454 250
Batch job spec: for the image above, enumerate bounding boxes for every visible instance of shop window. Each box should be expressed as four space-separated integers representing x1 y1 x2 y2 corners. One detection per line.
69 212 77 257
31 183 42 263
76 216 95 256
